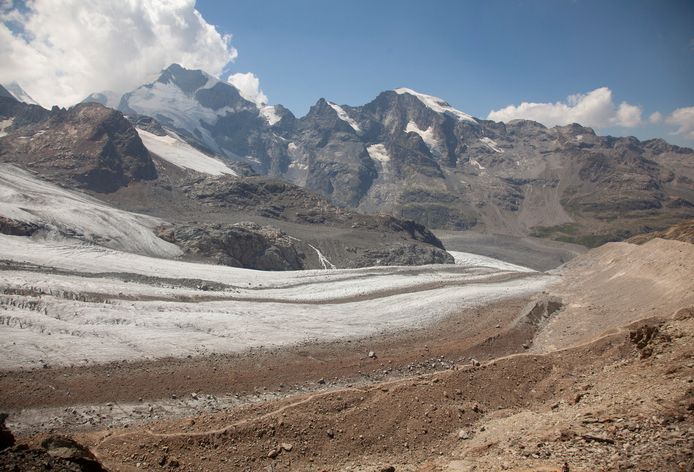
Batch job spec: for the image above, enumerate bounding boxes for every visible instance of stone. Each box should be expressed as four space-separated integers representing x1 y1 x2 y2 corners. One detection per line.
268 447 280 459
458 429 471 440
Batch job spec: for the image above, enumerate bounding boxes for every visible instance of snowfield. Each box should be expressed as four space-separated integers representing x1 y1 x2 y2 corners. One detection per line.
0 164 181 258
0 235 554 369
137 129 237 176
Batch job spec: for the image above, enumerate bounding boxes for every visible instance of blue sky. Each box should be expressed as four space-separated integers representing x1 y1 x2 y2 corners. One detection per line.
2 0 693 145
198 0 694 145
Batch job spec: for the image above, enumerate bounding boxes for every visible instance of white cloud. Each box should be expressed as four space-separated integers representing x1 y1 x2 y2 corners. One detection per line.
488 87 642 129
648 111 663 124
0 0 238 107
666 106 694 140
227 72 268 106
614 102 642 127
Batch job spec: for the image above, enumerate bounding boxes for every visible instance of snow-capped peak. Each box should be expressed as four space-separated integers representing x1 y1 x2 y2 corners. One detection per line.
394 87 477 123
3 81 40 106
327 101 361 133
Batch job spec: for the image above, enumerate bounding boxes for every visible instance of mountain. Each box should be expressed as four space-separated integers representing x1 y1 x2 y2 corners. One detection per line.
115 64 292 175
106 64 694 246
0 95 453 270
1 81 40 106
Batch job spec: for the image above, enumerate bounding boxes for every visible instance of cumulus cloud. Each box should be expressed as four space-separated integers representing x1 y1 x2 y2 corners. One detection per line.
227 72 268 106
487 87 643 129
0 0 238 107
666 107 694 140
614 102 642 127
649 111 663 124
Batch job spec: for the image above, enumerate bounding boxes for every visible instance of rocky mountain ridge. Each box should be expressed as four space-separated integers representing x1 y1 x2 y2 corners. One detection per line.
85 64 694 246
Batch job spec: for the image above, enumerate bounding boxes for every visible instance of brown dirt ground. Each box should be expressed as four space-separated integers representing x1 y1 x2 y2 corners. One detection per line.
71 310 693 472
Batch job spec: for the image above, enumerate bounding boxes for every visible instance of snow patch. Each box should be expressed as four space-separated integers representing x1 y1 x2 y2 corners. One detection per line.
0 118 13 137
469 159 485 170
308 244 336 270
137 129 237 176
289 161 308 171
480 137 503 153
394 88 477 123
260 105 281 125
405 121 439 155
327 101 361 133
366 144 391 162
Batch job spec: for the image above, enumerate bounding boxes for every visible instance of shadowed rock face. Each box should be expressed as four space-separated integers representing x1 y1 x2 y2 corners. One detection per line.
0 98 156 192
160 222 307 271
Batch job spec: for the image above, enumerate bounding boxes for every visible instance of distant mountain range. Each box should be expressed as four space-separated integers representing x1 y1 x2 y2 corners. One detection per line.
77 64 694 246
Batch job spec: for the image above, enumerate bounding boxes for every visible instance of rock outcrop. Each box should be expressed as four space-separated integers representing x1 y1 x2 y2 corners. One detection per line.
0 98 156 192
160 222 306 271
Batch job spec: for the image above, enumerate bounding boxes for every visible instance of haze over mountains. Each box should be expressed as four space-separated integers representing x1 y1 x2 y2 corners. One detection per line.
81 64 694 246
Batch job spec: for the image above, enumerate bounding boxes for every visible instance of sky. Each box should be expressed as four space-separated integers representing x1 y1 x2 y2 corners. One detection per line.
1 0 693 145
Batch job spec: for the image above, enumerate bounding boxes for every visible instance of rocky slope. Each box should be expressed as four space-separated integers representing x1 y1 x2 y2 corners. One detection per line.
0 96 156 192
92 64 694 246
627 218 694 245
